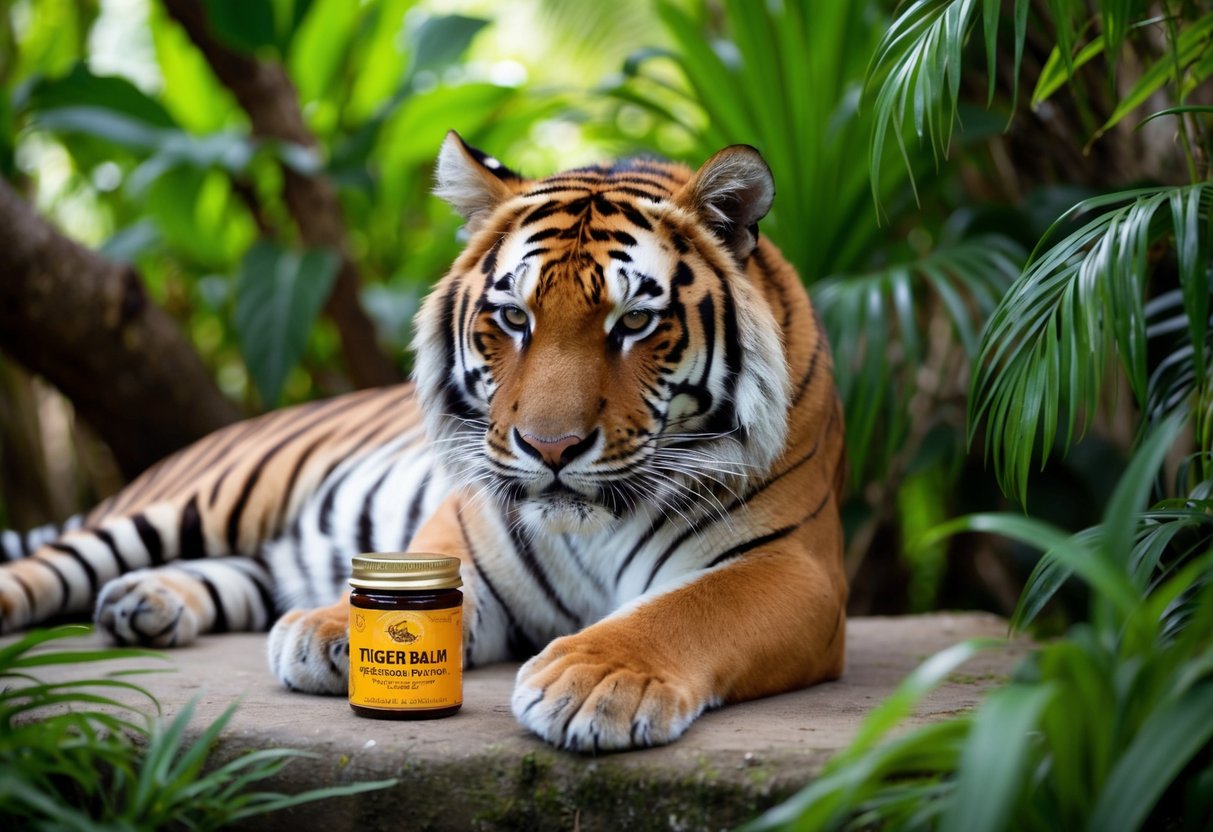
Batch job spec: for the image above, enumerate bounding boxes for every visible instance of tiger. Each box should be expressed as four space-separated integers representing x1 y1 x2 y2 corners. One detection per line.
0 132 847 751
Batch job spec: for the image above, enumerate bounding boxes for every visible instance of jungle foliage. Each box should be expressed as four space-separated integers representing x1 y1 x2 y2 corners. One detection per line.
0 626 394 829
738 0 1213 827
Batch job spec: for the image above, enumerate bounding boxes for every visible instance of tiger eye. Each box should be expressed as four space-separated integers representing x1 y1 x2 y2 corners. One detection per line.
501 305 528 330
620 310 652 332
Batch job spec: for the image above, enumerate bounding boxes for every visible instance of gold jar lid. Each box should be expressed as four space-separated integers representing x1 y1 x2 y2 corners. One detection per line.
349 552 463 590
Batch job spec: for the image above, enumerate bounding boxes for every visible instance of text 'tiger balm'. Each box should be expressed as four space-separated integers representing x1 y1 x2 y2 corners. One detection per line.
348 553 463 719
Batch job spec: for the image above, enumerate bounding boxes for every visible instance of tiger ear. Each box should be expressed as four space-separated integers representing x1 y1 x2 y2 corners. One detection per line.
433 131 524 231
677 145 775 259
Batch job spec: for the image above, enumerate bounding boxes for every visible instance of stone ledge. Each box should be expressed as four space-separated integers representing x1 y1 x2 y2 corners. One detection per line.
16 613 1028 831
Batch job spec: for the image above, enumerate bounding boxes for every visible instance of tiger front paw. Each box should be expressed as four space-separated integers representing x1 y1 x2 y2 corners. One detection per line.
96 572 200 647
266 605 348 694
511 633 711 752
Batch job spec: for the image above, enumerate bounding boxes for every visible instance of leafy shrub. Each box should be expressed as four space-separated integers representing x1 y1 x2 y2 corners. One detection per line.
0 626 393 830
743 418 1213 831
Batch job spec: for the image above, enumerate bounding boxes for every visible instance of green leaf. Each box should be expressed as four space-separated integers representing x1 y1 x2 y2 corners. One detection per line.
19 63 177 127
847 639 996 757
1091 14 1213 142
1138 104 1213 128
227 777 400 819
33 106 166 152
940 684 1055 832
151 3 239 133
922 513 1139 615
271 0 317 49
741 719 968 831
969 184 1212 502
287 0 364 104
406 14 490 81
1088 682 1213 832
234 241 341 407
1101 414 1185 574
202 0 279 53
323 11 490 173
866 0 983 202
814 235 1022 486
1032 32 1105 108
1010 527 1098 631
0 625 92 668
101 220 162 264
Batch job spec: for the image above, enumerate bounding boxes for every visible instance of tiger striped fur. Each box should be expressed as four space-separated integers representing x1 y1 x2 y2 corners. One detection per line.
0 133 847 751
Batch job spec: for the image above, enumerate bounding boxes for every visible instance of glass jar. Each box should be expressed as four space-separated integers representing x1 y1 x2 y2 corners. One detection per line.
348 552 463 720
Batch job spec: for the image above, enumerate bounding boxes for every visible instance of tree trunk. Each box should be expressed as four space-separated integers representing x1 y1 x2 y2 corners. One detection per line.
0 178 240 479
160 0 401 390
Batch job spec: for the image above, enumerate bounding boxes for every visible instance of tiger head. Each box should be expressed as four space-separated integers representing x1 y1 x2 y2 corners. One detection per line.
414 132 790 536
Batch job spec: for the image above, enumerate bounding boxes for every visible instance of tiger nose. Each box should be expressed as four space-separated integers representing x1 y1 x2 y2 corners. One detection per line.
514 429 595 470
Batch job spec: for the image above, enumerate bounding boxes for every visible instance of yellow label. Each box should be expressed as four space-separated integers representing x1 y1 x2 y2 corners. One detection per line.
348 605 462 711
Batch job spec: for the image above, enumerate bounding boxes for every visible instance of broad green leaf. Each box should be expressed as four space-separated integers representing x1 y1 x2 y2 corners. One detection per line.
202 0 279 53
1102 414 1186 574
144 167 254 267
33 105 164 151
326 12 489 173
101 220 162 264
406 14 490 81
271 0 317 49
941 684 1054 832
345 0 414 123
1088 682 1213 831
19 63 176 127
287 0 364 104
150 2 238 133
234 241 341 407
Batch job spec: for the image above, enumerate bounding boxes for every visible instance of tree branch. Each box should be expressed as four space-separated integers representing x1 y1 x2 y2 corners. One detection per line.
160 0 400 389
0 178 240 478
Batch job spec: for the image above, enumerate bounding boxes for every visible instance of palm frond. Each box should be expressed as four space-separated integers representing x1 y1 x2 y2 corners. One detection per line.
865 0 1029 202
1089 13 1213 145
613 0 908 282
969 183 1213 504
814 235 1023 485
868 1 1213 196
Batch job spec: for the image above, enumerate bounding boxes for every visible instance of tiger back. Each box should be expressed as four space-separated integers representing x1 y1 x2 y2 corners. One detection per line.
0 133 847 751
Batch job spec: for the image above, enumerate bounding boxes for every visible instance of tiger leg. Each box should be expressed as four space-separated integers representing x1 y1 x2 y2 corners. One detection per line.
95 557 275 647
0 500 206 633
511 542 846 752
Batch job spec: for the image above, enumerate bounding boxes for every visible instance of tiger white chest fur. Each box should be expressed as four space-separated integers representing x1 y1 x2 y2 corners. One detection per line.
262 427 766 667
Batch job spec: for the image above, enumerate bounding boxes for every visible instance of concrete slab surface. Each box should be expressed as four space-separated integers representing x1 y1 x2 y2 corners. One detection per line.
14 613 1028 831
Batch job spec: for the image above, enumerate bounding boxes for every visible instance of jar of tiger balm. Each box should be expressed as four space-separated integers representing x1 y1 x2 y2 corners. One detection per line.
348 553 463 720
